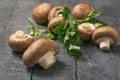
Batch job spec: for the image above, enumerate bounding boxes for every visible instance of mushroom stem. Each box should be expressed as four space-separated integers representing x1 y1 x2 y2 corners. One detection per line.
15 30 25 38
99 39 110 50
57 12 63 16
38 51 56 69
58 14 62 16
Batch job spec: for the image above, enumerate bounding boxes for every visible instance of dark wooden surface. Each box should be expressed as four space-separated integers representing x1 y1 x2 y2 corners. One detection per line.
0 0 120 80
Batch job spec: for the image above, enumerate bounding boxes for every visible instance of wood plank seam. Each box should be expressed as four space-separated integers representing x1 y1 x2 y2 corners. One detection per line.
0 0 18 39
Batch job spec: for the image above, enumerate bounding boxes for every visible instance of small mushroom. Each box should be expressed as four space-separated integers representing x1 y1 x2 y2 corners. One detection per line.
72 3 94 19
22 39 60 69
92 26 119 50
48 6 64 21
78 23 96 42
8 30 35 52
48 16 65 32
32 2 53 24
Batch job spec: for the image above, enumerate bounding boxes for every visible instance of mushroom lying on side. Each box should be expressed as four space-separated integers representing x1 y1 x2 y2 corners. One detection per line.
48 6 64 21
8 30 34 52
78 23 96 42
48 16 65 32
22 39 60 69
72 3 94 19
32 2 53 24
92 26 119 50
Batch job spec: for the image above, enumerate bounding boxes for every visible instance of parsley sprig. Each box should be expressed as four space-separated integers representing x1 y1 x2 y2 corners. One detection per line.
28 17 46 39
53 7 83 60
77 11 108 27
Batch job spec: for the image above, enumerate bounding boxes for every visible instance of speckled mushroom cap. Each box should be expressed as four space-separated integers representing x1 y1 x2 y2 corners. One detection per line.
22 39 60 67
48 16 65 31
32 2 53 24
8 34 34 52
48 6 64 21
78 23 96 41
92 26 119 44
72 3 94 19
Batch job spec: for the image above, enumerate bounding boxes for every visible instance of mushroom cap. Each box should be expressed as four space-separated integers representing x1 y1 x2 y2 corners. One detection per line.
72 3 94 19
22 39 60 67
92 26 119 44
48 16 65 31
78 23 96 41
48 6 64 21
32 2 53 24
8 34 34 52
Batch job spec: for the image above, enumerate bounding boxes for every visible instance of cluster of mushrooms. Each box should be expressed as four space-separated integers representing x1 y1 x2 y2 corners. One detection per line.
8 2 119 69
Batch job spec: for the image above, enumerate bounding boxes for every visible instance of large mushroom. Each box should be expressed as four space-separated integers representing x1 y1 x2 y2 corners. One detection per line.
48 16 65 32
72 3 94 19
8 30 34 52
92 26 119 50
32 2 53 24
78 23 96 42
48 6 64 21
22 39 60 69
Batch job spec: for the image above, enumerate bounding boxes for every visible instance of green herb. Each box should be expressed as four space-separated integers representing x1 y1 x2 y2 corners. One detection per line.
77 11 102 23
95 22 108 27
62 7 70 20
77 11 108 27
54 21 83 60
53 8 83 60
28 17 46 39
45 31 54 39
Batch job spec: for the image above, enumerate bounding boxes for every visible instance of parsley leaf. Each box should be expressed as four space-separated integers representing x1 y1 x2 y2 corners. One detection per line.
27 17 46 39
52 7 84 60
45 31 54 39
95 22 108 27
62 7 70 20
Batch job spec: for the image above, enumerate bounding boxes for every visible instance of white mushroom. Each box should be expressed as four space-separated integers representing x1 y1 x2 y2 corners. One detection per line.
8 30 35 52
92 26 119 50
72 3 94 19
48 16 65 32
78 23 96 42
22 39 60 69
32 2 53 24
48 6 64 21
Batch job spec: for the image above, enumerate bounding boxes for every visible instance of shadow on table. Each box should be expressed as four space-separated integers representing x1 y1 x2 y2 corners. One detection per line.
111 44 120 54
12 51 23 59
32 59 66 77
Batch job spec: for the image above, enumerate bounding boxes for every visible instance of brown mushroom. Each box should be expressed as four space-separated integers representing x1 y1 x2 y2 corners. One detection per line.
48 6 64 21
72 3 94 19
32 2 53 24
22 39 60 69
48 16 65 32
8 30 35 52
92 26 119 50
78 23 96 42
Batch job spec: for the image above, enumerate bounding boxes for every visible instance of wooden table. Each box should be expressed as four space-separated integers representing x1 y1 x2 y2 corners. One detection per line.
0 0 120 80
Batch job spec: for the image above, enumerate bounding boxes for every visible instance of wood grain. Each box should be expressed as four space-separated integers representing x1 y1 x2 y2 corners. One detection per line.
0 0 38 80
0 0 120 80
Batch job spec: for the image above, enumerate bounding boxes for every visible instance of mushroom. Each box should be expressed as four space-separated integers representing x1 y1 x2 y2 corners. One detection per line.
48 16 65 32
78 23 96 42
48 6 64 21
8 30 35 52
92 26 119 50
72 3 94 19
22 39 60 69
32 2 53 24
